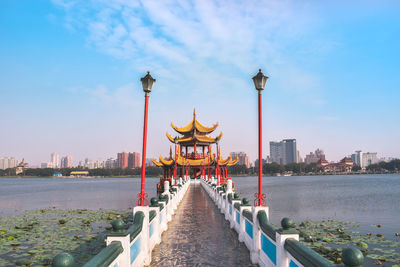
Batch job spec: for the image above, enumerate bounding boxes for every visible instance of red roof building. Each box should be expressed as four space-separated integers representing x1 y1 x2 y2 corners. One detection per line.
317 157 355 173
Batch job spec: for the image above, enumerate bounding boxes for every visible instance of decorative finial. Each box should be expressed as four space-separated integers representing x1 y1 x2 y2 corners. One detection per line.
193 108 196 119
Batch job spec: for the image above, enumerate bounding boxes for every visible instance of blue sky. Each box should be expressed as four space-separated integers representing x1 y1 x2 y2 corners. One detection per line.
1 0 399 165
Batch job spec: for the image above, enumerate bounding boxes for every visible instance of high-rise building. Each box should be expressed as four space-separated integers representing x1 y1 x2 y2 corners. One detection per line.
128 152 141 168
270 141 285 164
117 152 129 168
297 150 302 163
105 158 117 169
362 152 379 168
230 152 250 168
351 150 379 168
305 149 326 164
51 153 60 168
0 158 9 169
61 155 73 168
269 139 298 165
0 157 19 169
351 150 363 166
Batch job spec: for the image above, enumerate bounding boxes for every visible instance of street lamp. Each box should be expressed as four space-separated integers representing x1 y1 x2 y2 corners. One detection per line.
137 71 156 206
252 69 268 206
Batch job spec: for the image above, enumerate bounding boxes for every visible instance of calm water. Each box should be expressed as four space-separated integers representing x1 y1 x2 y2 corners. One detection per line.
233 174 400 239
1 174 399 238
0 177 158 216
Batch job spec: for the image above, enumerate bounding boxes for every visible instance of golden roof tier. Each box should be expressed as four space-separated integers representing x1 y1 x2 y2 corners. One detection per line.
166 132 222 146
151 153 238 168
170 109 219 135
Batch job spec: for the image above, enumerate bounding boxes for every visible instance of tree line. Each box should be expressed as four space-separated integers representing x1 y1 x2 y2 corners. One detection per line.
227 162 323 175
1 159 398 177
366 159 400 172
0 166 163 177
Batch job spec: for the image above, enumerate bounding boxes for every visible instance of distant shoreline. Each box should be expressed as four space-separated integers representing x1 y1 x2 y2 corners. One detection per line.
0 171 398 179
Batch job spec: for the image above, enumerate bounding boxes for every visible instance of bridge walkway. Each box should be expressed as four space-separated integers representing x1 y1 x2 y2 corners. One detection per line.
150 182 256 266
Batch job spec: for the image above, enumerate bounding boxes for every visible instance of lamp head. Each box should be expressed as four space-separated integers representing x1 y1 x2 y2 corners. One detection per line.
252 69 268 91
141 71 156 95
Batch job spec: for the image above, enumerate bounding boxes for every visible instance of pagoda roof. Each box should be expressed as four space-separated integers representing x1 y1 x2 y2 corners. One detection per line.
171 109 218 135
166 131 223 146
152 149 238 168
152 153 216 167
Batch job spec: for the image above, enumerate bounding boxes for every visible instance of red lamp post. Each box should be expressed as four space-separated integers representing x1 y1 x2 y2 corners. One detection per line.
216 141 220 185
174 137 178 186
253 69 268 206
137 71 156 206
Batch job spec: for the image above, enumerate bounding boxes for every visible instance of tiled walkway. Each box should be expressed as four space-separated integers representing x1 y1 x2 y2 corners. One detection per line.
151 183 257 266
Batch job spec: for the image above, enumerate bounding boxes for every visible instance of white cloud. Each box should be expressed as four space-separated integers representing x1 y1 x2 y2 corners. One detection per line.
52 0 329 99
67 83 141 108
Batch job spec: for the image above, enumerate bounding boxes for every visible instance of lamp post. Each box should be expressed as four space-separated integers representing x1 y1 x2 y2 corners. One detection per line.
216 140 220 185
174 137 178 186
252 69 268 206
137 71 156 206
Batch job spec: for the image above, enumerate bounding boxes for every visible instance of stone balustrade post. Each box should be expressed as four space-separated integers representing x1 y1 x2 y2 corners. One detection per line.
230 194 241 229
251 206 269 265
149 198 161 246
276 218 299 267
239 198 252 243
106 219 130 267
133 206 150 266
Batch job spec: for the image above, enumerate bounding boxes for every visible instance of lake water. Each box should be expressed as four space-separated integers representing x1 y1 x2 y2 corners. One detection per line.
233 174 400 240
0 174 399 239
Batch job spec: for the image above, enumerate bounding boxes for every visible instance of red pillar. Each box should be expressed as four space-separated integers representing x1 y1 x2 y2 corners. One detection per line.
174 143 177 185
256 90 265 206
194 144 197 158
138 95 149 206
216 144 220 185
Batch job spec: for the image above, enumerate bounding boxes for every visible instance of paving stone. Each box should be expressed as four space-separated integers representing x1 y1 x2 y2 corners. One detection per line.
151 183 257 266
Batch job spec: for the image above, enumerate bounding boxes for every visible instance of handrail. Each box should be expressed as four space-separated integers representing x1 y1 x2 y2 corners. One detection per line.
149 210 156 222
83 241 123 267
284 238 335 267
128 211 144 242
257 210 277 241
159 194 169 204
227 193 233 203
242 209 253 222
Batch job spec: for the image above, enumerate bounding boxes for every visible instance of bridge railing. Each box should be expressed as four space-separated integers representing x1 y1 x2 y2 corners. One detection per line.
200 178 365 267
52 177 191 267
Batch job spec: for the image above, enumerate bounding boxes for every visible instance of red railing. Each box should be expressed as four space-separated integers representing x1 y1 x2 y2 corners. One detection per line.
183 152 207 160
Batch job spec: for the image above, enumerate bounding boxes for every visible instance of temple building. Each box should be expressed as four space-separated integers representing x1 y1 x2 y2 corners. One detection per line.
317 157 355 173
152 109 238 194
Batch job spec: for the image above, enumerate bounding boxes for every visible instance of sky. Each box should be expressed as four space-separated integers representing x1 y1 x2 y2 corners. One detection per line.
1 0 399 166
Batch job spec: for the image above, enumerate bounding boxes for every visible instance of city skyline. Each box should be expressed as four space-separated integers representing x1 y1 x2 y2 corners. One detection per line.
1 144 393 169
1 1 400 165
